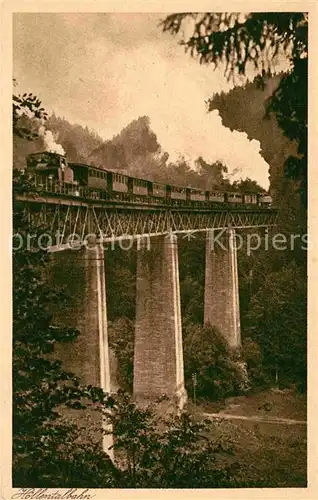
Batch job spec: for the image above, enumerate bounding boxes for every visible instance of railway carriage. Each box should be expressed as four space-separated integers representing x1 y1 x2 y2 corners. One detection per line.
208 191 225 203
132 178 148 196
69 162 108 191
189 188 206 202
152 182 166 198
170 186 187 201
226 192 243 204
243 193 258 205
112 172 129 193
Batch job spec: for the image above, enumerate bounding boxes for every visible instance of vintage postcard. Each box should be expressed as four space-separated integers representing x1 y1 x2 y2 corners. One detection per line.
1 0 317 498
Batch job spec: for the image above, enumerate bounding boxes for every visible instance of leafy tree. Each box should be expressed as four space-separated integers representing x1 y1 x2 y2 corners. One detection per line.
13 80 48 140
162 12 308 204
244 261 306 389
178 234 205 326
102 391 235 488
232 177 265 193
183 323 247 400
241 337 267 388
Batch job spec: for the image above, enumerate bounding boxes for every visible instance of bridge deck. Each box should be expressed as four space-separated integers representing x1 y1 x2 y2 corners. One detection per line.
14 192 278 248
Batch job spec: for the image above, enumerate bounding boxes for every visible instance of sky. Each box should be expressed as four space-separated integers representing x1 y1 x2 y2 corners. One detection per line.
13 13 285 189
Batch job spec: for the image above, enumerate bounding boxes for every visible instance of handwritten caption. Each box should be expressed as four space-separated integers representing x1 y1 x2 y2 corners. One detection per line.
12 489 96 500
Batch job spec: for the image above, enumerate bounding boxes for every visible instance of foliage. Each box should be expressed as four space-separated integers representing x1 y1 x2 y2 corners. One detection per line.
183 323 247 400
244 261 306 389
267 56 307 204
232 177 265 193
102 391 235 488
13 84 48 140
45 112 104 164
178 234 205 326
105 244 136 321
162 13 306 76
241 337 267 387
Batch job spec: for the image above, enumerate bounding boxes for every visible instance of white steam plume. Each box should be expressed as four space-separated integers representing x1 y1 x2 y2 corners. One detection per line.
39 126 65 155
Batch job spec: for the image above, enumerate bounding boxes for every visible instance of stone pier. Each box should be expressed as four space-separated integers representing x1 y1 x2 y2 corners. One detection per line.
204 228 241 348
49 243 112 456
133 234 187 409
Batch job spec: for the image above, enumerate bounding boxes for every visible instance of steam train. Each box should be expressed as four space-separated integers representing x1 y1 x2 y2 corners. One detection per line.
25 151 272 208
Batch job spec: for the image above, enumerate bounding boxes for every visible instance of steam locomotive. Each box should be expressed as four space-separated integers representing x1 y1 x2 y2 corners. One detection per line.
25 151 272 208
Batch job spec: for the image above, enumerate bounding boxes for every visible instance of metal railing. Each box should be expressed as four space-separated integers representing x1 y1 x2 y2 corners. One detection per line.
21 173 271 210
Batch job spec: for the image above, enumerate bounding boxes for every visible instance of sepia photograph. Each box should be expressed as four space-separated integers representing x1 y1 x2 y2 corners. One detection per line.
3 0 311 494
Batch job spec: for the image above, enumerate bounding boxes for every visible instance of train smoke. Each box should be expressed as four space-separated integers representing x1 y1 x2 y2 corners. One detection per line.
39 126 65 155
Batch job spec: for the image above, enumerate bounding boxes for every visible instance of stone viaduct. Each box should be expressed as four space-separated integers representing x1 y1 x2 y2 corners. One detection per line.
15 191 277 454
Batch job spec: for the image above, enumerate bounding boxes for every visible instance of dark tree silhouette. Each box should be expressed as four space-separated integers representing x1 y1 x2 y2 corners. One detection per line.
161 12 307 204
